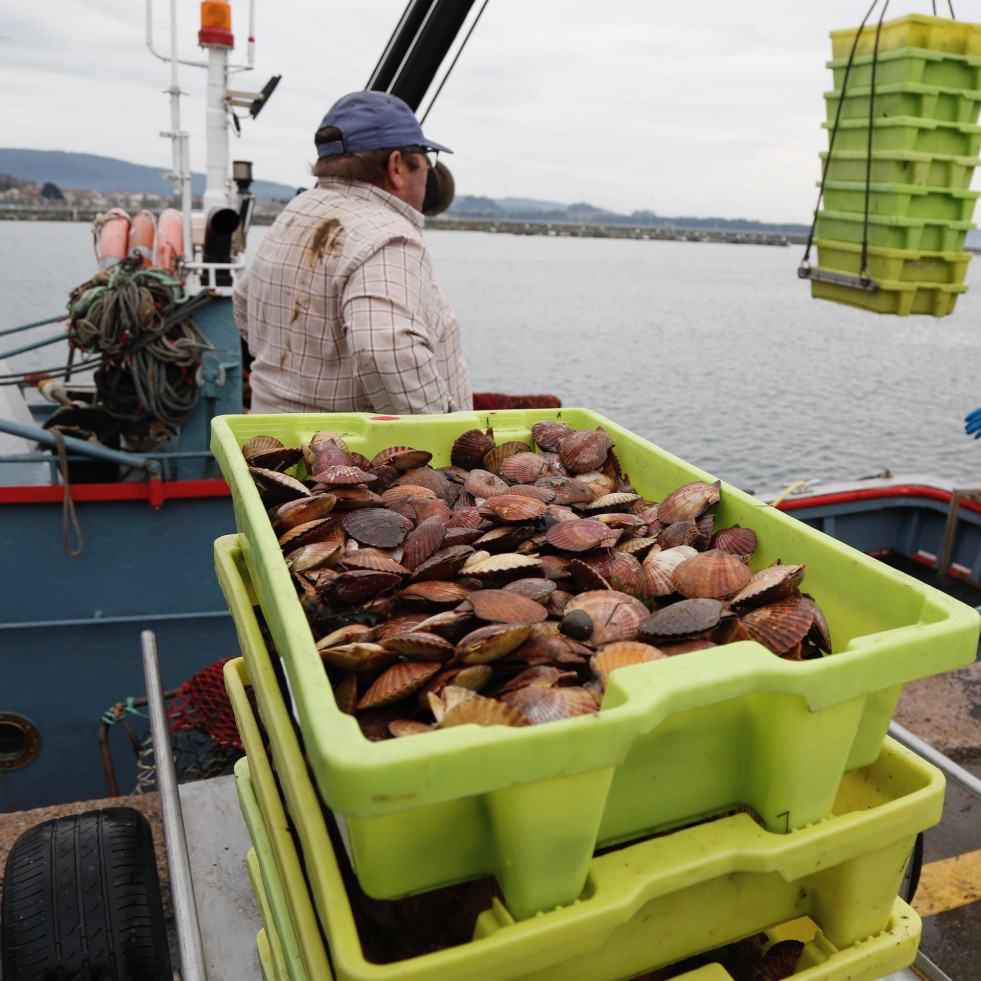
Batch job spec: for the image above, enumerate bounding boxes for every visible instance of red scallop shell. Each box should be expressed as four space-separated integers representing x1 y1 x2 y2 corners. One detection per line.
357 661 443 710
343 507 414 548
464 588 550 624
531 420 574 452
500 686 599 724
671 549 753 600
450 428 496 470
546 518 619 552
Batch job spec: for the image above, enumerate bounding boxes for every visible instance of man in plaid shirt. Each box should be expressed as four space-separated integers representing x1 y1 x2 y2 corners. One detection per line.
233 91 472 415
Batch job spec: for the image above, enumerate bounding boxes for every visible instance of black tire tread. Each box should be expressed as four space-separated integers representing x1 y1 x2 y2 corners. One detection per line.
1 806 172 980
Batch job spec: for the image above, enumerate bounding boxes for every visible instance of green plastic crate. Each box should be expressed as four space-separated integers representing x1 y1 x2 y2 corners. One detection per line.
226 654 931 981
825 81 981 125
820 178 980 222
809 272 968 316
818 148 980 189
815 207 975 251
235 758 332 980
814 236 972 284
831 13 981 59
211 410 979 915
823 115 981 155
247 849 298 981
828 46 981 91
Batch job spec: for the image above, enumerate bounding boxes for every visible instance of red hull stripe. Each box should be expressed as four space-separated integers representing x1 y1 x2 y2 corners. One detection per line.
0 479 231 505
777 484 981 516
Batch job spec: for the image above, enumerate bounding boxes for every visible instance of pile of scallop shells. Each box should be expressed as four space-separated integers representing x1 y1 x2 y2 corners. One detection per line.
242 420 832 740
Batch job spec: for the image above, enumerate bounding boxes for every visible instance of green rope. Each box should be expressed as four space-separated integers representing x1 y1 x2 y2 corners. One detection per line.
101 696 149 726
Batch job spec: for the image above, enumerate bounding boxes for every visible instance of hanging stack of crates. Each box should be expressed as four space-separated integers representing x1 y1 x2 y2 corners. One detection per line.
208 408 981 980
810 13 981 316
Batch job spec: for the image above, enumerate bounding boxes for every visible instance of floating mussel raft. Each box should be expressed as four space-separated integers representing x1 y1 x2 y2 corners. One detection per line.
242 420 831 742
211 408 978 918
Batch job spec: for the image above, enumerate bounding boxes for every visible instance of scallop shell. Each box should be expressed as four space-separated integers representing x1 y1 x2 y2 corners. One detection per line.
379 631 456 662
801 592 832 653
557 428 615 474
401 514 449 570
498 451 556 484
671 549 753 600
438 692 530 729
503 577 557 604
284 540 344 573
270 493 337 533
741 596 815 655
461 552 544 580
605 550 651 603
343 507 414 548
711 524 758 559
399 580 474 608
730 563 806 609
332 672 359 715
485 483 555 504
249 466 313 505
657 518 700 549
638 597 726 642
388 719 432 738
357 661 443 710
531 420 574 452
324 569 403 605
382 483 438 505
454 622 536 664
657 480 722 524
482 440 534 475
311 464 378 487
242 434 285 460
563 590 650 646
394 466 451 498
407 544 475 582
446 507 485 529
450 428 496 470
495 665 579 694
500 686 599 724
535 475 596 506
316 640 395 673
464 468 510 499
546 518 620 552
277 516 337 552
338 550 409 576
478 494 548 524
324 487 385 509
248 446 304 472
591 641 667 688
370 446 434 472
585 492 641 511
641 545 697 596
464 588 550 624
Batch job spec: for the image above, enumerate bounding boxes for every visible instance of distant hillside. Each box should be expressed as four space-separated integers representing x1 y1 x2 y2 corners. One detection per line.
0 149 298 203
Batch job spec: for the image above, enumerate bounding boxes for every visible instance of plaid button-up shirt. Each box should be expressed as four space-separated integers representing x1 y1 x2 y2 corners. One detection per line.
233 179 472 415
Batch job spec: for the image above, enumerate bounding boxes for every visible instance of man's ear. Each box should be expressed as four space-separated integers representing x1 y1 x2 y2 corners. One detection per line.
385 150 407 193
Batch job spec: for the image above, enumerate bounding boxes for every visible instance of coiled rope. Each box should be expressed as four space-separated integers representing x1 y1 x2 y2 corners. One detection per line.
67 257 215 445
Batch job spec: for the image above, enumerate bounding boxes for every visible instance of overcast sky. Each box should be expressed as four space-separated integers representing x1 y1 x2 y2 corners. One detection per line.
3 0 979 223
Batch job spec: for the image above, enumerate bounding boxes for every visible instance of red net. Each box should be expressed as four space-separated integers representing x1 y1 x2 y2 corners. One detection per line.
472 393 561 410
168 658 243 750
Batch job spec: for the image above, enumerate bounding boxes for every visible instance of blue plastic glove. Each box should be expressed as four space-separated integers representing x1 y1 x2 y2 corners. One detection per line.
966 407 981 437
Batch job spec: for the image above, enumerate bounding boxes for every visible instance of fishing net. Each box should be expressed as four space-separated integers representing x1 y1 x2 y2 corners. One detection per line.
472 392 561 410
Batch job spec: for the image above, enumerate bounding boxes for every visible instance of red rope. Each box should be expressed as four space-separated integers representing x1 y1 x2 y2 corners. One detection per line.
168 657 242 750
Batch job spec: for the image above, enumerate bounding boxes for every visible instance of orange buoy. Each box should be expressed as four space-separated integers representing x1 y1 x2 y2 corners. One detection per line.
95 208 131 269
127 209 157 267
154 208 185 273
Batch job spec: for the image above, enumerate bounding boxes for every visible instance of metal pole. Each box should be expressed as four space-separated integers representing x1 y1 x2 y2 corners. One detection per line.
142 630 209 981
889 721 981 800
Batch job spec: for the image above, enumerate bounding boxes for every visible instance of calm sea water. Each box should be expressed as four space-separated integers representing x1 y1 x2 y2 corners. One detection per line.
3 219 981 494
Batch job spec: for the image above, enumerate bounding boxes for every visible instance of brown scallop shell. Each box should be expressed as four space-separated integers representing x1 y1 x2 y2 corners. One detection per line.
379 631 456 662
563 590 650 647
531 420 574 452
407 544 475 582
535 475 597 506
284 541 344 573
711 524 758 559
498 451 556 484
317 640 396 674
401 514 449 570
557 428 615 474
388 719 432 738
656 480 722 525
478 494 549 523
461 552 544 580
642 545 697 596
277 517 337 552
324 487 385 510
801 593 832 653
657 518 700 550
438 692 530 729
671 549 753 600
482 440 534 475
585 492 642 512
464 588 550 624
454 623 535 664
503 577 557 604
249 466 313 505
370 446 434 472
485 483 555 504
591 641 667 688
248 446 304 472
450 428 496 470
500 686 599 725
399 580 474 608
357 661 443 710
270 493 337 533
447 507 485 529
242 434 285 460
311 464 378 487
324 569 403 605
741 596 816 655
730 563 806 609
343 507 413 548
638 597 727 642
382 484 438 505
464 469 510 499
338 550 409 576
605 550 651 604
394 466 451 498
546 518 619 552
332 672 359 715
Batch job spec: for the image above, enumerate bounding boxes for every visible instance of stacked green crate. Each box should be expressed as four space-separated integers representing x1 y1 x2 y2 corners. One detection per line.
810 14 981 315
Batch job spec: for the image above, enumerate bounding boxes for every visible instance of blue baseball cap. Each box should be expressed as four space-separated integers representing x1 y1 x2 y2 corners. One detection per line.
315 91 453 158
